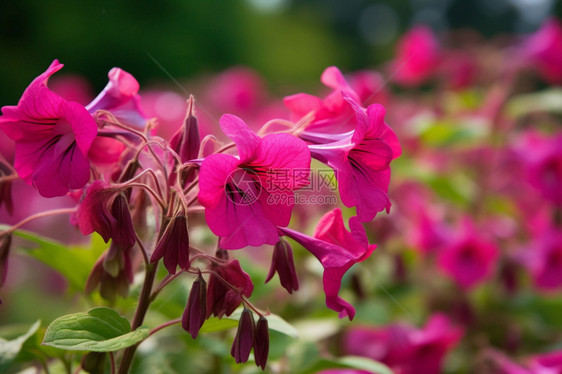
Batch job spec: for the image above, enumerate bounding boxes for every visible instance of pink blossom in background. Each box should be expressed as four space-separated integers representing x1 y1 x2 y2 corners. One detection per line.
519 132 562 206
521 18 562 85
344 314 463 374
284 66 361 133
347 69 389 107
279 208 376 319
0 60 98 198
204 66 266 117
411 212 451 256
49 74 94 106
390 25 441 87
198 114 310 249
437 218 499 290
518 229 562 291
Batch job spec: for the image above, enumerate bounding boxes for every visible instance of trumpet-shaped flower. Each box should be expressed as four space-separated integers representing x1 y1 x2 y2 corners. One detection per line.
308 96 401 222
0 60 97 197
198 114 310 249
279 208 376 319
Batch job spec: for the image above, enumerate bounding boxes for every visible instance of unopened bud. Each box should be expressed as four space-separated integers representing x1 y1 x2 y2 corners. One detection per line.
150 215 190 274
231 308 255 364
182 273 207 339
265 239 299 294
254 316 269 370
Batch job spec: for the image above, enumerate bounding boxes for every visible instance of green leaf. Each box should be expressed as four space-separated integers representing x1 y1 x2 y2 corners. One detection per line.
507 88 562 118
0 321 40 371
9 229 106 292
43 307 149 352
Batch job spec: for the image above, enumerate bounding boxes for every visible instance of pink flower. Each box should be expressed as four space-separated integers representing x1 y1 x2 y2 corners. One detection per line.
437 219 498 290
523 132 562 206
198 114 310 249
279 208 376 319
284 66 361 133
344 314 463 374
0 60 98 197
86 67 148 128
308 97 401 222
521 18 562 85
390 25 440 87
520 229 562 291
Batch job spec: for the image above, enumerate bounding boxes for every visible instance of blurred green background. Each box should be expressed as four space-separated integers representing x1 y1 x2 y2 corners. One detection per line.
1 0 561 104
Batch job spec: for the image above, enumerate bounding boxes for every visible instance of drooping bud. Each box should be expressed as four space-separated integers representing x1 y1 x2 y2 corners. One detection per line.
170 95 201 163
182 273 207 339
150 215 190 274
254 316 269 370
231 308 255 364
207 259 253 318
265 239 299 294
77 181 136 249
0 235 12 288
85 247 134 302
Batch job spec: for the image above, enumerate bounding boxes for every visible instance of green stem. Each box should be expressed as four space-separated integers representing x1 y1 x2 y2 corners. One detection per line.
117 262 158 373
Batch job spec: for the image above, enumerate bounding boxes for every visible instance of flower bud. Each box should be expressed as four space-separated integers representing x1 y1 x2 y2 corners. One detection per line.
254 316 269 370
231 308 255 364
170 95 201 163
150 215 190 274
206 259 253 318
265 239 299 294
182 273 207 339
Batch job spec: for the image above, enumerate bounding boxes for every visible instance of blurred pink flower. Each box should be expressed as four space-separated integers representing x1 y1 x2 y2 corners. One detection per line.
522 132 562 206
0 60 98 197
437 218 499 290
198 114 310 249
521 18 562 85
284 66 361 133
518 228 562 291
344 314 463 374
279 208 376 319
390 25 440 87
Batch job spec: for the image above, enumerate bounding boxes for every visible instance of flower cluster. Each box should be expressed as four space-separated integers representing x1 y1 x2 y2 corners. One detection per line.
0 58 399 371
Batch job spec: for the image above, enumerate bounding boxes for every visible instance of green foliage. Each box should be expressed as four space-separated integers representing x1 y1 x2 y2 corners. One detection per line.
43 307 149 352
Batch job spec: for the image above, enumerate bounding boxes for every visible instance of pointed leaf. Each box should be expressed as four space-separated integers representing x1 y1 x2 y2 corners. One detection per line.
43 307 149 352
0 321 40 371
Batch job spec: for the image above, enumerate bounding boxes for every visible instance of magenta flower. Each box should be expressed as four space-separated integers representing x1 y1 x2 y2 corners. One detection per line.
86 67 148 128
279 208 376 319
390 25 440 87
520 18 562 85
198 114 310 249
437 219 498 290
308 97 401 222
344 314 463 374
0 60 97 197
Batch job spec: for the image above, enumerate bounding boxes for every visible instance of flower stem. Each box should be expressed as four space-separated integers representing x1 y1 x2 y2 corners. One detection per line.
117 262 158 373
